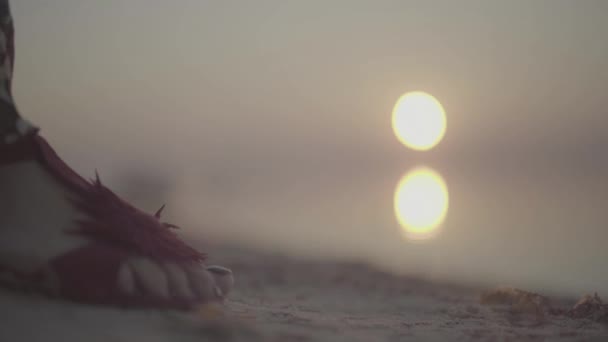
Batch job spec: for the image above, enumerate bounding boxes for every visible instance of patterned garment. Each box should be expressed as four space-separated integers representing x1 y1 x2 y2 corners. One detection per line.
0 0 36 144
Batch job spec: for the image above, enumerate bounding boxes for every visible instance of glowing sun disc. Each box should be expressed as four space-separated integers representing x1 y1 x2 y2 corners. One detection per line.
394 167 449 240
392 92 446 151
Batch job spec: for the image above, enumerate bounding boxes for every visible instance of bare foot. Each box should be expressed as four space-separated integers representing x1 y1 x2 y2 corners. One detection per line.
0 1 233 310
0 134 234 309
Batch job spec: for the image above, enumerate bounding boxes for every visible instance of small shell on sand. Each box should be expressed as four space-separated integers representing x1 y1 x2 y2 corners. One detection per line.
568 293 608 322
480 287 551 318
481 287 551 307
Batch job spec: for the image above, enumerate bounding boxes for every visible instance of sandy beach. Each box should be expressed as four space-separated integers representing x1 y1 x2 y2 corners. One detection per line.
2 242 607 342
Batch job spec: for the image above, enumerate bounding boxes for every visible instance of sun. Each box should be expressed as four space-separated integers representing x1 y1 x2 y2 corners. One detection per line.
394 167 449 240
391 91 446 151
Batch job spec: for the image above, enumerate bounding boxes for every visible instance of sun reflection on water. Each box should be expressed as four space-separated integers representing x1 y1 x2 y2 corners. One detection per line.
394 167 449 241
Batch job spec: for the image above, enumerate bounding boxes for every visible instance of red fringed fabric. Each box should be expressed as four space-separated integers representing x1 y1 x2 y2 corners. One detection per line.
33 134 205 263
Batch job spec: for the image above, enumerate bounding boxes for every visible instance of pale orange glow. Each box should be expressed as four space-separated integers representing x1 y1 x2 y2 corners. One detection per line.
391 92 446 151
394 167 449 240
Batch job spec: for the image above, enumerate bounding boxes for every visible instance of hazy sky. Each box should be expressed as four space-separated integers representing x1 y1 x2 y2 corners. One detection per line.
8 1 608 295
10 0 608 182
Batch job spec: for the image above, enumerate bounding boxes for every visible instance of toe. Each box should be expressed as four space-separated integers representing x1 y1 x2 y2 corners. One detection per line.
162 262 194 300
129 258 169 299
186 265 215 301
116 262 136 296
206 265 234 298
